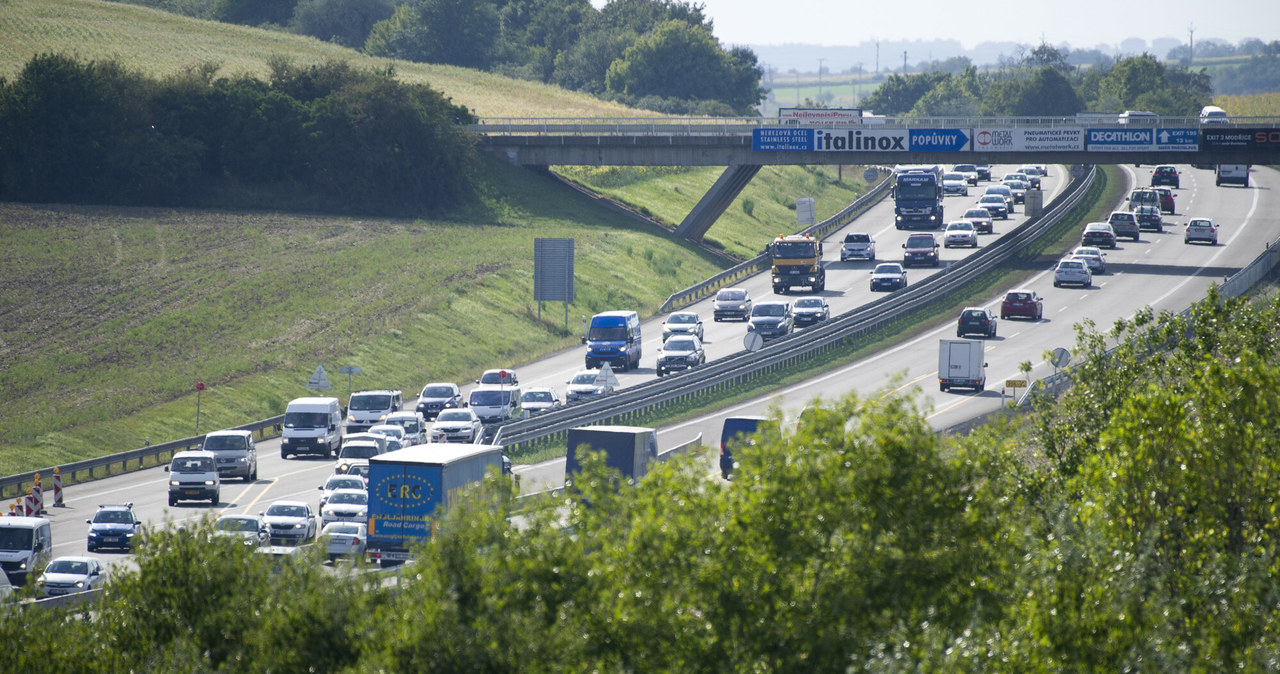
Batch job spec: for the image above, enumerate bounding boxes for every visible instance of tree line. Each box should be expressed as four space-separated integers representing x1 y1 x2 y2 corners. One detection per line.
117 0 766 116
6 286 1280 670
0 53 478 215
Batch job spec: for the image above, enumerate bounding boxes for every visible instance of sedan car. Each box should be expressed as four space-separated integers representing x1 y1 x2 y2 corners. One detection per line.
261 501 318 546
384 411 427 446
319 522 367 562
1081 222 1117 249
213 514 271 547
791 296 829 326
747 301 794 340
661 311 704 341
976 194 1009 220
957 307 997 338
942 172 970 196
1133 205 1163 232
712 287 752 322
839 232 876 261
86 503 143 552
318 474 367 508
656 335 706 376
415 382 462 420
320 489 368 526
430 408 483 443
1184 218 1219 245
869 263 907 291
367 423 407 449
1071 246 1107 274
974 163 993 181
1001 177 1028 203
961 207 993 234
36 557 104 597
943 220 978 248
1151 165 1180 188
1053 259 1093 288
521 387 563 415
566 369 615 401
984 185 1015 212
1000 289 1043 320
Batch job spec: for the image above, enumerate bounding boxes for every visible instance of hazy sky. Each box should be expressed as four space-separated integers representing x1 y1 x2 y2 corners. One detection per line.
598 0 1279 49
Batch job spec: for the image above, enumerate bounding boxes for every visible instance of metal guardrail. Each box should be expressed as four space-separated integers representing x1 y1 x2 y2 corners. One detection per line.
657 168 892 313
492 166 1098 454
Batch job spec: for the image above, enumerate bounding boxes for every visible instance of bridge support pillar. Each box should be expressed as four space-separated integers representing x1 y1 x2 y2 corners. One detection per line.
674 164 762 241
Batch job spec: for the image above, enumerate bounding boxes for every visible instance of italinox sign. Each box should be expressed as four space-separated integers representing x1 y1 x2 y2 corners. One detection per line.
750 128 972 152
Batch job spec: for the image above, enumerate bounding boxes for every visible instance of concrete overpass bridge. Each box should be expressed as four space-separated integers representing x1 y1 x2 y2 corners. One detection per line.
470 115 1280 241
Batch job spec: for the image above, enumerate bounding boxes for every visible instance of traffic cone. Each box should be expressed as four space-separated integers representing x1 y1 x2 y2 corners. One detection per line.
52 467 65 508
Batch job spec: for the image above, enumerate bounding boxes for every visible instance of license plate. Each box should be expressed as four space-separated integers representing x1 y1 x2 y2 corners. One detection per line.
185 490 201 496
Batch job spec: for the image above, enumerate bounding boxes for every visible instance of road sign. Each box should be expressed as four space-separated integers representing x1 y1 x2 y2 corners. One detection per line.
1087 128 1152 151
196 381 205 391
1050 347 1070 368
1155 128 1197 151
306 365 332 390
909 128 971 152
863 167 880 182
339 365 361 375
743 331 764 352
593 362 619 388
1005 379 1027 388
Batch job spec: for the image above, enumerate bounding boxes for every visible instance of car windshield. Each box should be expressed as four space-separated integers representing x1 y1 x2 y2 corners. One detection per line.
753 304 786 317
772 241 818 257
350 394 391 411
1007 292 1032 301
339 444 377 459
963 209 989 218
326 477 364 491
370 427 403 438
963 310 985 319
980 196 1003 205
873 264 902 275
46 560 90 575
1189 220 1212 228
346 465 370 479
283 411 327 429
948 222 972 231
421 385 455 398
216 517 258 532
390 418 420 432
266 504 307 518
328 492 367 505
93 510 132 524
172 457 213 473
666 313 696 324
665 339 696 352
717 289 747 301
944 173 965 181
795 298 823 308
896 182 938 200
0 528 32 549
1060 261 1084 270
587 325 628 340
468 390 504 406
570 373 598 385
325 524 360 535
203 435 245 451
844 233 870 243
1109 214 1134 223
954 164 976 172
479 371 515 384
437 410 473 422
523 391 554 403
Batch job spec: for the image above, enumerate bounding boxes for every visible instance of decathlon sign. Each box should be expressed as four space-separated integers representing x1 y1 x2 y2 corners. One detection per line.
1087 128 1153 152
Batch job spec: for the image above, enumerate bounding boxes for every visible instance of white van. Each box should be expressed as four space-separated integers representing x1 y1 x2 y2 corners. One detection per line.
202 429 257 482
281 396 343 459
1216 164 1250 187
1200 105 1229 125
166 450 220 506
0 516 53 587
468 385 522 424
1118 110 1158 125
345 390 403 433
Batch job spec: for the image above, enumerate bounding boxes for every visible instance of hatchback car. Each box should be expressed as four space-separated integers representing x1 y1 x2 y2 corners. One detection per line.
1053 259 1093 288
839 232 876 261
902 232 940 267
1151 165 1180 188
1001 178 1028 204
1184 218 1219 245
415 382 462 420
977 194 1009 219
712 287 752 322
36 557 104 597
791 296 829 326
661 311 704 341
521 387 563 415
566 369 615 401
318 474 367 508
1081 222 1117 249
430 408 483 443
1154 187 1175 214
1013 167 1042 189
1106 211 1141 242
1000 289 1043 320
869 263 907 291
957 307 997 338
86 503 143 552
984 185 1015 212
319 522 367 562
476 369 518 386
261 501 318 546
320 489 368 526
656 335 706 376
212 514 271 547
1071 246 1107 274
961 207 994 234
1133 205 1163 232
747 301 794 340
943 221 978 248
942 172 970 196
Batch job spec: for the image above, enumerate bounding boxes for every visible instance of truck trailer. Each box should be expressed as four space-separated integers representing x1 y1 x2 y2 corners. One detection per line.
365 444 505 566
564 425 659 486
938 339 987 392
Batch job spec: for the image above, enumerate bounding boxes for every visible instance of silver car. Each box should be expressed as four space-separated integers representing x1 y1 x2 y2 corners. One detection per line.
1053 259 1093 288
320 522 367 562
320 489 368 526
1184 218 1218 245
261 501 318 546
661 311 704 341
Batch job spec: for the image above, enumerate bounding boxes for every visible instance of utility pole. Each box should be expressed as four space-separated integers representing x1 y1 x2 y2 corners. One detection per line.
1188 24 1195 65
854 62 863 106
902 51 908 74
817 58 825 103
875 41 879 76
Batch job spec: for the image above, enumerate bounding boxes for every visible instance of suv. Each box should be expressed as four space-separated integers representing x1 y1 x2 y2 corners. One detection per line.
86 503 143 552
747 301 794 340
839 232 876 261
719 415 772 480
1106 211 1141 242
956 307 997 338
202 429 257 482
655 335 705 376
166 450 220 506
1151 165 1180 188
902 233 940 267
713 287 752 322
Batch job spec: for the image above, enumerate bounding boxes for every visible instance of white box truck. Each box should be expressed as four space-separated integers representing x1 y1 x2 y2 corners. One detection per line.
938 339 987 392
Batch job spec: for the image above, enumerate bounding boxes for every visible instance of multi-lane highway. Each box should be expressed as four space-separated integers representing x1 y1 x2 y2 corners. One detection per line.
36 163 1279 580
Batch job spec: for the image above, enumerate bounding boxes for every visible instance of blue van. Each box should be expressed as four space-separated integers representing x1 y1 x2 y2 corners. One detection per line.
583 310 642 371
719 415 772 480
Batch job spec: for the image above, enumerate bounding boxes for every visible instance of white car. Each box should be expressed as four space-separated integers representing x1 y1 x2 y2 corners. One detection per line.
383 411 427 446
367 423 406 449
319 522 367 562
661 311 705 341
1184 218 1219 245
943 221 978 248
566 369 615 401
261 500 318 546
1053 259 1093 288
36 556 104 597
521 387 563 415
212 514 270 547
318 474 367 507
839 232 876 261
942 172 970 196
320 488 368 526
430 408 483 443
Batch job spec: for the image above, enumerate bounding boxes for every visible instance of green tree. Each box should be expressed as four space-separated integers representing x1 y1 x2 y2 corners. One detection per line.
292 0 396 49
364 0 501 69
213 0 298 25
910 66 981 116
860 71 950 115
604 20 762 114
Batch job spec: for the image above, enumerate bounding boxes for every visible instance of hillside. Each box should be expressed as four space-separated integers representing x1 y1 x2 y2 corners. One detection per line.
0 0 878 473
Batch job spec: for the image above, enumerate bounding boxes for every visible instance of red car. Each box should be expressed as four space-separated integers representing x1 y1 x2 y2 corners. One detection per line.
1155 187 1175 214
1001 288 1043 320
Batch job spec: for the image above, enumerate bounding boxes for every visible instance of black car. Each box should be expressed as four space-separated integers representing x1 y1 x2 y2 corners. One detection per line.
1151 165 1180 188
957 307 997 338
1133 205 1163 232
791 296 829 326
87 503 143 552
747 301 793 340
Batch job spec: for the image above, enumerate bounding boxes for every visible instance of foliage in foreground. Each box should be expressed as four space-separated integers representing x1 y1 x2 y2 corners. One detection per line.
7 290 1280 670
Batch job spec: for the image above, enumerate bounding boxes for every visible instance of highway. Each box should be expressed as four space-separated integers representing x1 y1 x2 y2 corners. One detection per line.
35 163 1279 580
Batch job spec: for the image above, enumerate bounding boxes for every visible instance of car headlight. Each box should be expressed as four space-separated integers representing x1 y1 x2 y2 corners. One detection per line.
348 414 356 422
169 480 180 486
281 438 290 444
204 480 215 486
74 581 85 588
36 579 44 586
293 523 305 529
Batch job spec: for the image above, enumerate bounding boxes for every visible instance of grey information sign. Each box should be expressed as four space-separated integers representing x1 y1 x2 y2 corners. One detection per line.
863 167 879 182
534 238 575 302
